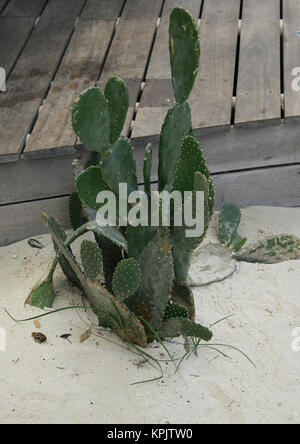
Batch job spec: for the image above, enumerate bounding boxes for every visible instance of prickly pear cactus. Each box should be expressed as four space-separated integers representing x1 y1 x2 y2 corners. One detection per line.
80 240 103 280
219 203 247 252
112 258 142 301
234 234 300 264
28 7 217 349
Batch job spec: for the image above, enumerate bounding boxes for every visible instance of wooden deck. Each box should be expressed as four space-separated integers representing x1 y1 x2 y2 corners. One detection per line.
1 0 300 245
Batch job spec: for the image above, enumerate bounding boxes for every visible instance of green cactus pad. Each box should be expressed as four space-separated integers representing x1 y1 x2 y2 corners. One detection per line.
172 171 214 282
100 137 138 197
89 221 128 251
126 234 174 331
95 235 124 294
143 143 153 195
126 225 157 260
172 135 210 192
159 318 212 342
104 76 129 144
112 258 142 301
69 192 86 230
234 234 300 264
219 203 241 244
80 240 103 280
158 103 192 191
179 318 213 342
172 247 193 283
48 216 82 290
76 166 109 212
41 214 147 348
231 233 247 252
171 281 195 321
72 87 110 152
28 279 55 310
169 7 200 104
163 302 189 321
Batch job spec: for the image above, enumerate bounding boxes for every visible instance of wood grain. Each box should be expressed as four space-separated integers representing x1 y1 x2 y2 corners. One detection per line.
283 0 300 122
133 0 240 138
132 123 300 183
24 18 118 156
212 164 300 210
97 0 164 137
2 0 47 17
0 0 8 14
0 196 71 246
1 148 92 205
235 0 281 127
81 0 125 21
191 0 240 130
0 17 35 74
0 0 85 159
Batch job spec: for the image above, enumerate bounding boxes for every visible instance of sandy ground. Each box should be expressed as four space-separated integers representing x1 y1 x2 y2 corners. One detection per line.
0 206 299 425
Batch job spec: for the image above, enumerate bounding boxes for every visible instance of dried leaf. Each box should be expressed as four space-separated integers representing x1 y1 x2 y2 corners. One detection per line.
80 328 92 343
34 319 41 328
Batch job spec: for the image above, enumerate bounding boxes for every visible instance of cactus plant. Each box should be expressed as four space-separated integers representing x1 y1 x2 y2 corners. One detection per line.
27 7 215 349
26 6 300 352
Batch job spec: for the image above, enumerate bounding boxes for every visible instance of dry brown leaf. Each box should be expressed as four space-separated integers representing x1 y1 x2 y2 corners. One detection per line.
80 328 92 343
34 319 41 328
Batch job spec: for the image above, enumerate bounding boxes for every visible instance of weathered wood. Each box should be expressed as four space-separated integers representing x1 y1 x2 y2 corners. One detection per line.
24 18 118 156
132 123 300 183
0 0 85 160
213 164 300 210
0 0 8 14
2 0 47 17
133 0 240 139
97 0 164 138
0 196 71 247
0 17 35 74
235 0 281 127
1 148 92 205
283 0 300 122
147 163 300 210
191 0 240 131
81 0 125 21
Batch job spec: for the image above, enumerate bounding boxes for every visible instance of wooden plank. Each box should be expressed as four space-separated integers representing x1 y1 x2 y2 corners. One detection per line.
212 164 300 210
0 196 70 247
81 0 125 21
132 123 300 183
0 0 8 14
133 0 240 139
97 0 164 138
24 17 119 157
191 0 240 130
0 0 85 160
1 163 299 247
235 0 281 127
0 17 35 75
0 148 92 205
283 0 300 122
2 0 47 17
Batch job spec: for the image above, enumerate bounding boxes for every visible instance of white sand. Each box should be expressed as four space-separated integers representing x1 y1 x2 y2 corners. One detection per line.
0 206 299 424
